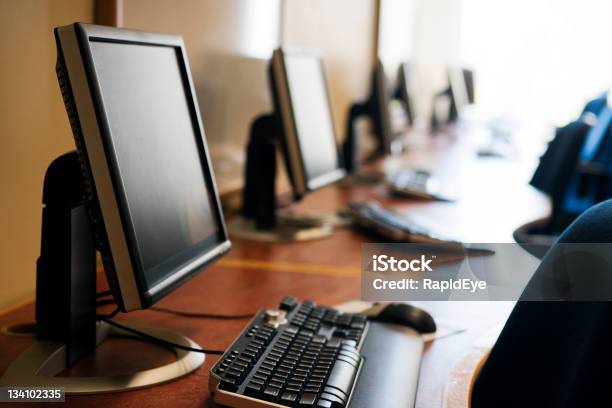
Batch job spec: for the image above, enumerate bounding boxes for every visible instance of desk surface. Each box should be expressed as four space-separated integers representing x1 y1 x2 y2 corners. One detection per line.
0 131 550 407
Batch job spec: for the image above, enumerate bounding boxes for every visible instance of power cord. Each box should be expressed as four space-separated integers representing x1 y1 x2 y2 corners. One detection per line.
97 308 224 355
96 307 121 319
150 306 254 320
96 291 255 320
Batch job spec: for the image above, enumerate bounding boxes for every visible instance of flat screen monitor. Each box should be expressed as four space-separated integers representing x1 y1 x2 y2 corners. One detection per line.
270 48 345 197
397 62 416 126
369 59 408 155
54 23 230 311
448 67 473 120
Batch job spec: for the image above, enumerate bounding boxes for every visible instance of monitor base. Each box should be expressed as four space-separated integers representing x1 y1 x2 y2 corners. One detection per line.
228 215 334 242
277 209 352 228
339 171 385 186
0 321 204 394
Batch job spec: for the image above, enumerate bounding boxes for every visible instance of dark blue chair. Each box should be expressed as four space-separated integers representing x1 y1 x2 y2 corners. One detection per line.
473 199 612 407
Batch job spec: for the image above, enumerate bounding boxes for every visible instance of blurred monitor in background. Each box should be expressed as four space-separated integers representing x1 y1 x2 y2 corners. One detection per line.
395 62 417 127
448 66 475 122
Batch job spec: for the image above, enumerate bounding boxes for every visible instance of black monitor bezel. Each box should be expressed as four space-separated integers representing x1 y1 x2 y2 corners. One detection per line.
269 48 346 198
373 59 395 155
447 66 471 121
397 62 416 127
73 23 230 308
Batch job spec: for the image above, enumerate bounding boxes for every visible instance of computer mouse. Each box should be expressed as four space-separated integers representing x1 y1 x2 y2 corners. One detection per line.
370 303 437 334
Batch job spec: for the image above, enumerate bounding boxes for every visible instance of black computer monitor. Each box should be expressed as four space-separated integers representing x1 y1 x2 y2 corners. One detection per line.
396 62 416 127
342 59 410 173
269 48 346 198
371 59 396 155
54 23 230 312
447 66 475 122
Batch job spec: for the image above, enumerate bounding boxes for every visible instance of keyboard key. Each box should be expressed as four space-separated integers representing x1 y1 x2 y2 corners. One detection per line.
244 382 262 396
263 386 281 401
299 392 318 406
278 365 293 374
295 368 309 376
280 296 298 311
351 321 365 330
334 329 349 338
256 368 272 377
326 337 342 349
312 335 327 344
310 374 326 383
225 368 243 381
281 392 298 403
233 360 248 369
219 377 238 391
273 372 289 380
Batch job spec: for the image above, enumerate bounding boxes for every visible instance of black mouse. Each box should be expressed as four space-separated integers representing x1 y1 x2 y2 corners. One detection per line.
370 303 436 334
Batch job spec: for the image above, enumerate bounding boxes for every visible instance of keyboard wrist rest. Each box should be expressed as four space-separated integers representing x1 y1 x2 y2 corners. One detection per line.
347 321 423 408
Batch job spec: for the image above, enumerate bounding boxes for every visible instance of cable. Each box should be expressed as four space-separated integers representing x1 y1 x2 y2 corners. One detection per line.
95 291 254 320
96 307 121 319
96 299 116 307
100 318 224 355
150 306 255 320
96 290 112 298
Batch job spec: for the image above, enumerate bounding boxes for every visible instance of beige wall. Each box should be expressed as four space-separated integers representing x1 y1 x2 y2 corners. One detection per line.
123 0 377 191
282 0 377 141
123 0 282 193
0 0 94 311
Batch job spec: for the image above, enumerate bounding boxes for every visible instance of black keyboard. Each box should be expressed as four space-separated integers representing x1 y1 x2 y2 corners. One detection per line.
210 298 365 407
393 169 431 189
349 201 461 245
388 169 454 202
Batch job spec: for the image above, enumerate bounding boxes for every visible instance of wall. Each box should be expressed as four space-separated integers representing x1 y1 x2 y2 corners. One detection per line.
376 0 464 126
123 0 282 193
123 0 377 191
282 0 377 141
0 0 94 311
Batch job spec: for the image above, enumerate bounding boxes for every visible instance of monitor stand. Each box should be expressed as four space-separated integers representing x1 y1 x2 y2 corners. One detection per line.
230 114 335 242
0 152 204 394
341 102 385 185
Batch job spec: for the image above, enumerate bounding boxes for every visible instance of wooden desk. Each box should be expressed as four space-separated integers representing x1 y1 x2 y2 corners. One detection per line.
0 132 550 407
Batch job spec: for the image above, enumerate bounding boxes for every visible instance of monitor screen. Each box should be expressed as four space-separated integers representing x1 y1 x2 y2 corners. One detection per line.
283 53 341 187
89 40 222 289
374 60 406 154
448 67 470 117
398 62 416 126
